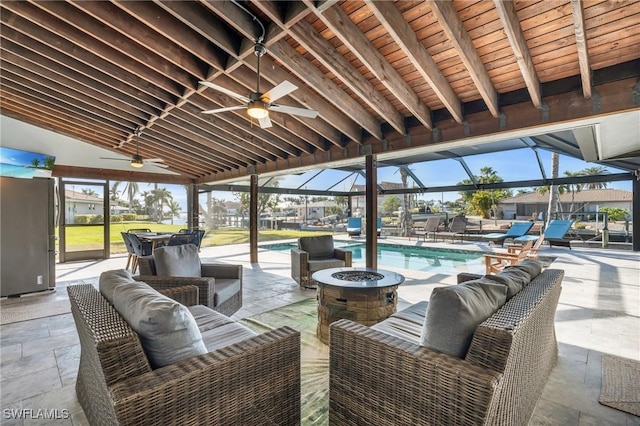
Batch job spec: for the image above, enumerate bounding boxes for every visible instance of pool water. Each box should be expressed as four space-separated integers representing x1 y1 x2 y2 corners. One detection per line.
261 241 484 272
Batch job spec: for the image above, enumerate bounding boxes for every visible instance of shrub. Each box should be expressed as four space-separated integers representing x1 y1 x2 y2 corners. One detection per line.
573 221 586 230
122 213 137 221
599 207 628 222
110 214 123 222
74 215 91 224
91 215 104 224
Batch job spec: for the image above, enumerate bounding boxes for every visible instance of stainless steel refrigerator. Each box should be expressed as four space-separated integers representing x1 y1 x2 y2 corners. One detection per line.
1 176 56 296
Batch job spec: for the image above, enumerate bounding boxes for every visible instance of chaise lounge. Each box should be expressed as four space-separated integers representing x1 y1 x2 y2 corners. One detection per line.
514 219 575 249
482 221 534 246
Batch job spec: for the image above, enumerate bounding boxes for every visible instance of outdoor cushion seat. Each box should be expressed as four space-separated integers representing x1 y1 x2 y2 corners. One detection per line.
482 221 535 246
346 217 362 237
514 219 574 249
291 235 352 289
371 301 428 342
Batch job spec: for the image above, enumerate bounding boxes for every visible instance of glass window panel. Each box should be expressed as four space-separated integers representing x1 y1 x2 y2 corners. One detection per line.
409 158 470 187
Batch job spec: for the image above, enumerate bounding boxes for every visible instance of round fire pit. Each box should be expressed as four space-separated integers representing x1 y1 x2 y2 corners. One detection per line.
312 267 405 344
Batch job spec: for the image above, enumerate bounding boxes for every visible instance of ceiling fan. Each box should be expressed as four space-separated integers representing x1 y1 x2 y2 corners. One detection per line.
199 42 318 129
101 128 167 168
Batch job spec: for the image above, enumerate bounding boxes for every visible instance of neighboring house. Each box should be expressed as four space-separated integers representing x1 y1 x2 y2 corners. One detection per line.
65 189 104 223
293 200 337 222
352 181 418 215
500 189 633 220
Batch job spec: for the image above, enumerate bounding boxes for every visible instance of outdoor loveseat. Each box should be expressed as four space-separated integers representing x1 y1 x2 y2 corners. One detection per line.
68 270 300 426
329 260 563 425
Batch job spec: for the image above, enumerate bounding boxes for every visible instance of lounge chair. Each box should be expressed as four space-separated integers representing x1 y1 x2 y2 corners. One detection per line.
376 217 382 237
482 221 534 247
514 219 574 249
413 216 440 241
346 217 362 237
436 216 468 243
484 240 534 274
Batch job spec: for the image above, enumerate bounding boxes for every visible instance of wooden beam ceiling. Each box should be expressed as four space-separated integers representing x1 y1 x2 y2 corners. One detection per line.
0 0 637 183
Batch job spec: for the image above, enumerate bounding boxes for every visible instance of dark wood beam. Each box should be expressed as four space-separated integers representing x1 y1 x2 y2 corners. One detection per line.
367 0 463 124
493 0 542 108
310 3 433 130
365 154 377 269
428 0 500 117
570 0 592 99
53 165 191 184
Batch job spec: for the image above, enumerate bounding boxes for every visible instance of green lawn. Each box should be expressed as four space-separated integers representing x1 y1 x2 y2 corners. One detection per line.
59 222 327 254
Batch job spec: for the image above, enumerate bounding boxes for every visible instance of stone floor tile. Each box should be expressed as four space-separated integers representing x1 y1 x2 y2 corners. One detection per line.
21 332 79 359
0 352 57 382
0 367 61 405
0 344 22 364
21 385 81 426
529 398 580 425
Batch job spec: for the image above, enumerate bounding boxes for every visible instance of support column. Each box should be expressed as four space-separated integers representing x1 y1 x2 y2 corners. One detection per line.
189 182 199 230
250 174 259 263
365 154 378 269
633 174 639 252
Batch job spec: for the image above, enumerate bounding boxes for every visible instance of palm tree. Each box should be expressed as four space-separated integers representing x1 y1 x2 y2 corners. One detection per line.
150 187 173 223
546 152 560 223
113 181 139 214
580 166 609 189
166 200 181 225
561 170 584 216
399 166 411 236
81 188 98 197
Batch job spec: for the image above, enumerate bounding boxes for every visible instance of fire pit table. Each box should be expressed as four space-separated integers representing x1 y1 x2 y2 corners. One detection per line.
312 267 405 344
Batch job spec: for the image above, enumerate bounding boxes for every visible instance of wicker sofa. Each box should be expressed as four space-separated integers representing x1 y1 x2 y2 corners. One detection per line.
329 263 564 425
68 271 300 426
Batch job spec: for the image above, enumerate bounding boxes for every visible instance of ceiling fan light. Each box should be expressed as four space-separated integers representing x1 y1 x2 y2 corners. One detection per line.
130 155 144 168
247 101 268 119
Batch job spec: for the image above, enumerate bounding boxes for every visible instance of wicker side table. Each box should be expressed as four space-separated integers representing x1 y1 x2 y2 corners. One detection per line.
313 268 405 344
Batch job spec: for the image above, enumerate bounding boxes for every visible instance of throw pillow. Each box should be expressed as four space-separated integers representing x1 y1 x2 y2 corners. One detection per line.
154 244 201 277
420 280 508 358
112 280 207 368
99 269 135 304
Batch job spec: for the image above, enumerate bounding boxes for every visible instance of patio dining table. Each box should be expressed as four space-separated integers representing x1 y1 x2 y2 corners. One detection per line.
134 232 173 251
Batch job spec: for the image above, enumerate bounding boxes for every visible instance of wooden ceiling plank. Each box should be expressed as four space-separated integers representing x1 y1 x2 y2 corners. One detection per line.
493 0 542 108
0 69 140 131
1 3 183 98
204 1 363 144
1 49 149 123
26 1 195 93
367 0 463 124
268 39 383 140
310 3 433 130
428 0 499 117
63 1 207 82
0 32 164 115
112 1 226 73
570 0 592 99
0 9 176 108
288 18 404 135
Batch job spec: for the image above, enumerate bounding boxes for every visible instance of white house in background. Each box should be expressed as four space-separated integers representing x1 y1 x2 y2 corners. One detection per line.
499 189 633 220
65 189 103 223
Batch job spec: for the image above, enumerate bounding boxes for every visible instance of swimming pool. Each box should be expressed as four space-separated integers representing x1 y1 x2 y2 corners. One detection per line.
260 241 484 272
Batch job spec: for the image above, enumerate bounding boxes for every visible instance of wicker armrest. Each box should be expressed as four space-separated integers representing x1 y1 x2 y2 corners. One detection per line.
156 285 199 306
291 248 309 286
135 275 215 308
201 263 242 279
333 248 353 265
109 327 301 426
330 319 502 425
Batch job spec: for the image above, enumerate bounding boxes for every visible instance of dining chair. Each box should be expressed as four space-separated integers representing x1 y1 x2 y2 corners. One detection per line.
120 231 136 272
127 233 153 273
166 231 200 247
127 228 152 234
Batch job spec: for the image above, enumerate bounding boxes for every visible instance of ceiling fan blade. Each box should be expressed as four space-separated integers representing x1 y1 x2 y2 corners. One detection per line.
264 80 297 102
269 104 319 118
99 157 128 161
258 115 272 129
144 158 165 163
198 81 251 103
146 162 169 168
201 105 246 114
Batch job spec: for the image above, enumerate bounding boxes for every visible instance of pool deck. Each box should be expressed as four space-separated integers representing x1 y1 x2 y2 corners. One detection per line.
1 235 639 425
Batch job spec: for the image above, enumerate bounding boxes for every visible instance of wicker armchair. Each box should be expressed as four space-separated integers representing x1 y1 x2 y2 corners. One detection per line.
67 283 300 426
329 268 564 425
137 248 242 317
291 235 352 289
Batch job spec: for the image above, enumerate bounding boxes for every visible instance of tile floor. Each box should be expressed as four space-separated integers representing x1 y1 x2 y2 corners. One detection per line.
1 237 638 425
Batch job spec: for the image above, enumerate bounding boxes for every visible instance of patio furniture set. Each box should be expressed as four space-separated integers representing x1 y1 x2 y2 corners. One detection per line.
67 227 566 424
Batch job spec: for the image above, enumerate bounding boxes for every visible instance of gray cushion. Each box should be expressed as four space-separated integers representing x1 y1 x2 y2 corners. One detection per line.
372 301 428 343
512 259 543 281
188 305 234 332
200 322 257 352
154 245 201 277
299 235 335 259
112 280 207 368
308 258 346 272
99 269 135 304
420 281 508 358
481 268 529 299
213 278 241 306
